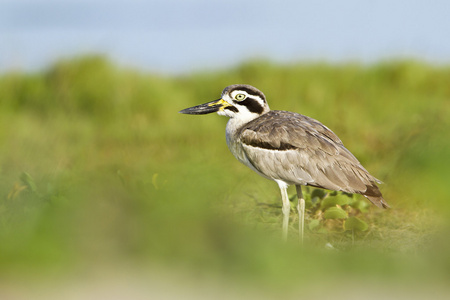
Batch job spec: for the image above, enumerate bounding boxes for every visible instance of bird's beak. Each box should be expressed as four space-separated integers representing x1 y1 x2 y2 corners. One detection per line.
179 99 230 115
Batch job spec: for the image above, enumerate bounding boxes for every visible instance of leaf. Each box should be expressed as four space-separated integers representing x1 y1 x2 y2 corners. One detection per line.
320 195 350 210
311 188 326 200
317 227 329 234
344 216 369 231
152 173 159 189
350 198 370 213
311 196 321 206
20 172 37 193
7 182 27 200
308 219 320 231
323 207 348 219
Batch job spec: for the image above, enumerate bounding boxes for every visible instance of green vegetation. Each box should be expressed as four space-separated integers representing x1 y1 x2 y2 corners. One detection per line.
1 56 450 295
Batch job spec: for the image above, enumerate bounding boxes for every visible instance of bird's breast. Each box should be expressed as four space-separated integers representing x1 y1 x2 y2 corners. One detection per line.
225 124 247 166
225 119 264 176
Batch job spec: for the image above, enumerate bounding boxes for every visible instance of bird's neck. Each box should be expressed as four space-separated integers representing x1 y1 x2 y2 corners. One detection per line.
227 109 269 129
225 112 263 151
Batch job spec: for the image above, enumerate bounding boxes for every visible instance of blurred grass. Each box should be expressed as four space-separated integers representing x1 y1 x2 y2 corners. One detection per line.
1 56 450 295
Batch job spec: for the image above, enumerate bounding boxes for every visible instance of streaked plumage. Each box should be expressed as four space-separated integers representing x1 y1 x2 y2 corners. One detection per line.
180 84 388 241
236 110 387 207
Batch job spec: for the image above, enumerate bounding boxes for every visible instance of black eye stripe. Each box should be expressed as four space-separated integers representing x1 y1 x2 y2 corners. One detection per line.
224 106 239 113
239 98 264 114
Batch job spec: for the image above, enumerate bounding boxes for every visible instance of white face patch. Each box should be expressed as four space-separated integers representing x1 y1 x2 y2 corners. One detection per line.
218 88 269 122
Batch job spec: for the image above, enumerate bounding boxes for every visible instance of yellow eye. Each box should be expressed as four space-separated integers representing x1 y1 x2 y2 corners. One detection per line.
235 93 246 101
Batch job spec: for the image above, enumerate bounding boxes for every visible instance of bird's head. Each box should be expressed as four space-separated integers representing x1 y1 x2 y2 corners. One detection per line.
179 84 270 122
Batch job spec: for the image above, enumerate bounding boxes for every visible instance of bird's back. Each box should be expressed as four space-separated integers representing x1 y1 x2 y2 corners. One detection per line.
235 110 388 208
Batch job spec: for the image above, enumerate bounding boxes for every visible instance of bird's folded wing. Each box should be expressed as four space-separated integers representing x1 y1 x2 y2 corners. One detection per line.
238 111 380 194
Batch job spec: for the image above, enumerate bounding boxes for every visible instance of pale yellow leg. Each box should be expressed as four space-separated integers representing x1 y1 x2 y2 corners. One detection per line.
296 185 305 244
276 181 290 241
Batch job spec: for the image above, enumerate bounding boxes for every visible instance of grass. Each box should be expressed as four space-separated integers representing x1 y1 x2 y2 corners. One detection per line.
1 56 450 297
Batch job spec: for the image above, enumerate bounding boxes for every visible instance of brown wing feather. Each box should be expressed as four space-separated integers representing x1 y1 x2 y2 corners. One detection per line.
238 110 389 208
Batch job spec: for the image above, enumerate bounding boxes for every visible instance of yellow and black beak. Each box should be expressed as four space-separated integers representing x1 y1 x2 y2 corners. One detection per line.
179 99 229 115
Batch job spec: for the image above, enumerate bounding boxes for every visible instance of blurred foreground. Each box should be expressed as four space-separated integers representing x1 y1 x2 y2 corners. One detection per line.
0 56 449 298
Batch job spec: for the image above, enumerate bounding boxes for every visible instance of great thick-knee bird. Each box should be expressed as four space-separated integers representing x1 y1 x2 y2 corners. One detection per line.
179 84 388 241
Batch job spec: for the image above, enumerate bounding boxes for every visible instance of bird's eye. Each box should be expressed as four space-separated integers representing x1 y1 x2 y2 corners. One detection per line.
235 93 246 101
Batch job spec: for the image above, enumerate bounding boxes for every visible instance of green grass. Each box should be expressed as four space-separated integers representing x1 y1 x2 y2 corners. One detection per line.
1 56 450 296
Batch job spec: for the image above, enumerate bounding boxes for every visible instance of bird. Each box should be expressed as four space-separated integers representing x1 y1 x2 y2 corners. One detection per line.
179 84 388 241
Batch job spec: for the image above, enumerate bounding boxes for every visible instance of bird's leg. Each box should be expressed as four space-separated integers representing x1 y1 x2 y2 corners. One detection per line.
277 181 290 241
295 185 305 244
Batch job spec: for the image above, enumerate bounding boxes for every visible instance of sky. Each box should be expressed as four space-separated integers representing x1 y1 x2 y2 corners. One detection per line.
1 0 450 73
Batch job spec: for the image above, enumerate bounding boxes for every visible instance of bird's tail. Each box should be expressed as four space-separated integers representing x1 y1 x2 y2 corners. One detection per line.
363 183 389 208
364 195 390 209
